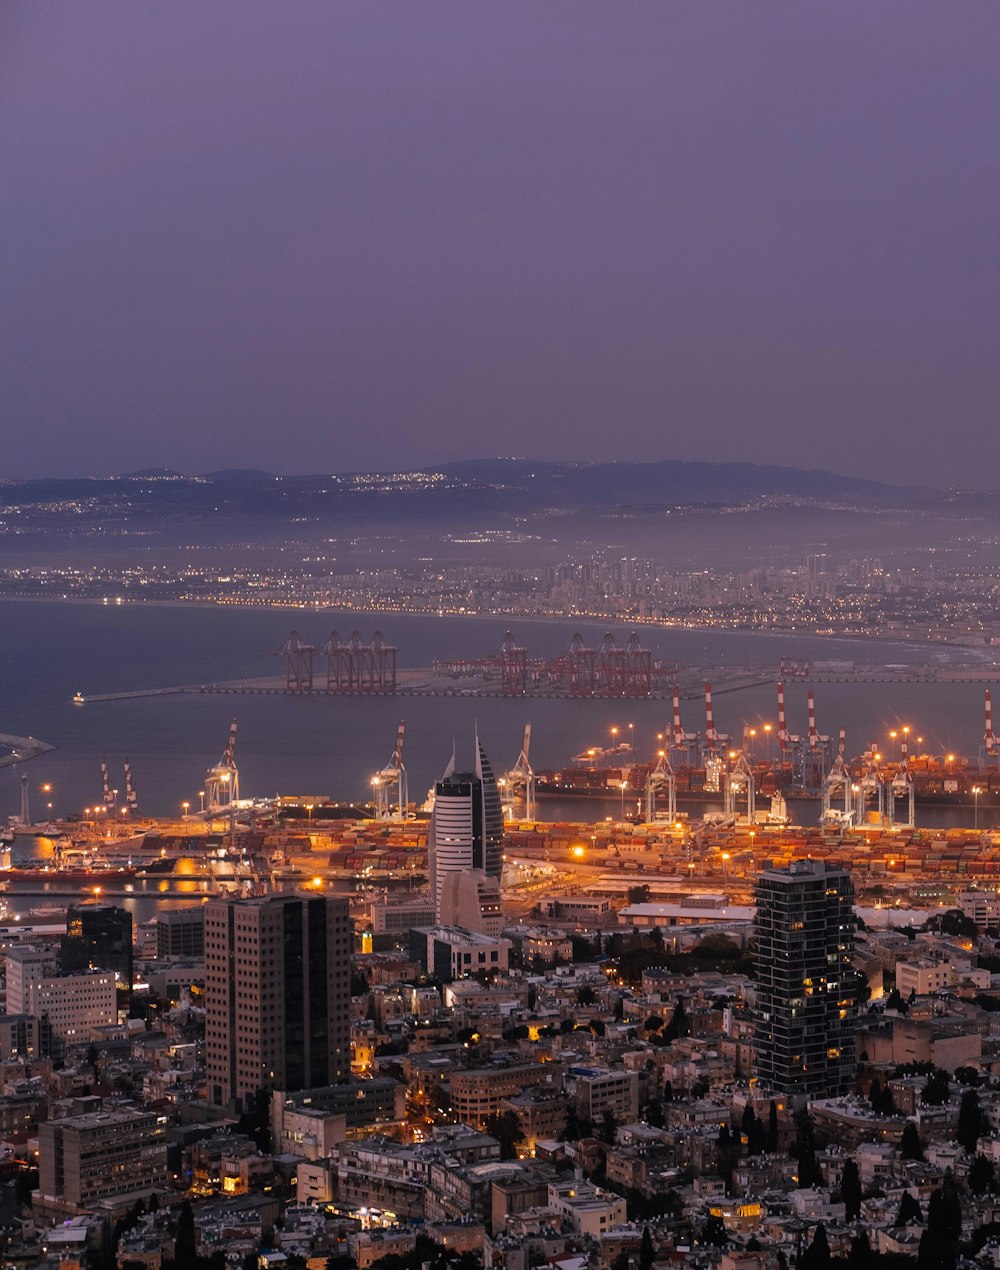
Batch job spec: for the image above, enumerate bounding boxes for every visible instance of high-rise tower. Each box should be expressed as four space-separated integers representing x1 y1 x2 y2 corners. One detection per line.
429 735 504 922
204 894 352 1111
754 859 856 1101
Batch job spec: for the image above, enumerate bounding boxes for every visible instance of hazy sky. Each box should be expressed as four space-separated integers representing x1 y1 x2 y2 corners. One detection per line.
2 3 999 485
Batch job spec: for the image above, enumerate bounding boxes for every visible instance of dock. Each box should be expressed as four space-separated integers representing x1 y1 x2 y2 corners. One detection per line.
0 732 56 769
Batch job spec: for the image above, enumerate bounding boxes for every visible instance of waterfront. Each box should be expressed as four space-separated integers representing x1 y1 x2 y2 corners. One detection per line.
1 598 999 825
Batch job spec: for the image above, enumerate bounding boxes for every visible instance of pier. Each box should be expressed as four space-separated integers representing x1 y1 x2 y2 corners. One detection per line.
0 732 56 768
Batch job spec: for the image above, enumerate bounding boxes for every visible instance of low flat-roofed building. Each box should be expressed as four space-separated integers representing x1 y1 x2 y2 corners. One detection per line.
37 1108 167 1213
546 1179 627 1238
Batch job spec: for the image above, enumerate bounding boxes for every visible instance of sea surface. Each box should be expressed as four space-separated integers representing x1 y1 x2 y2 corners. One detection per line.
0 597 998 832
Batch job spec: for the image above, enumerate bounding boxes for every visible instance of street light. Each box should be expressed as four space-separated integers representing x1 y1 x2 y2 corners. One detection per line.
763 724 772 764
306 803 314 825
181 801 190 818
199 790 205 814
973 786 982 831
619 779 627 826
889 730 897 761
721 851 730 879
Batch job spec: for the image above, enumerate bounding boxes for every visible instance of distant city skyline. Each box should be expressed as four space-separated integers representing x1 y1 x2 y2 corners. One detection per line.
3 3 999 485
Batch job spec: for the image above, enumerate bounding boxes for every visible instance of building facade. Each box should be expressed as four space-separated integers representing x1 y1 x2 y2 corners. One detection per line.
754 859 856 1100
204 895 352 1111
429 737 503 922
61 904 134 993
38 1109 167 1210
155 908 205 959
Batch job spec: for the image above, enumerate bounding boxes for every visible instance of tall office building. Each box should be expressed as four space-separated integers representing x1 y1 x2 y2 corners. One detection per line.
61 904 134 993
204 895 352 1111
429 736 504 922
754 859 856 1101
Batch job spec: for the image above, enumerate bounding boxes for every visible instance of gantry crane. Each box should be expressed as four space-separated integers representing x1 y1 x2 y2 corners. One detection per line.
887 738 915 830
500 723 536 821
372 721 409 820
821 728 854 828
645 748 677 824
852 744 885 827
723 751 756 823
204 719 240 814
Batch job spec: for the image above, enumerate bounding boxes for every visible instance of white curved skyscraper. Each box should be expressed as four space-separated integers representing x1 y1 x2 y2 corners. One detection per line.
429 734 504 922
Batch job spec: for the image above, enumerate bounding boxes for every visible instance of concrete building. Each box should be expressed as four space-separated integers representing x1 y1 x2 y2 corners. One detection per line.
546 1178 627 1237
5 947 115 1045
371 898 436 937
753 859 856 1101
449 1062 553 1127
409 925 511 982
155 908 205 959
204 895 352 1111
567 1066 640 1122
429 737 503 922
895 957 958 996
37 1109 168 1211
438 869 504 936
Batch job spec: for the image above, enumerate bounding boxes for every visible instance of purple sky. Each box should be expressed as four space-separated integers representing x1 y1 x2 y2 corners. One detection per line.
2 3 999 486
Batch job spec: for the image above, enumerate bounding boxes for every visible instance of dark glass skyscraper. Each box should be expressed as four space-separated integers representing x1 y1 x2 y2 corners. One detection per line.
61 904 133 994
754 859 856 1101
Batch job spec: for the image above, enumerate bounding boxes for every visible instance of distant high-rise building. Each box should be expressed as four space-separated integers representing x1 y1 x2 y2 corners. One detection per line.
155 907 205 959
429 736 504 923
754 859 856 1101
204 895 352 1111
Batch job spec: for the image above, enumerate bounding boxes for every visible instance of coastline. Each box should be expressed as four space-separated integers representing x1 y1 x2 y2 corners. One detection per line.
0 592 986 665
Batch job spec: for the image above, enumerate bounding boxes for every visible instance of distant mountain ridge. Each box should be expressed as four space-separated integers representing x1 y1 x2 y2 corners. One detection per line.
0 458 945 524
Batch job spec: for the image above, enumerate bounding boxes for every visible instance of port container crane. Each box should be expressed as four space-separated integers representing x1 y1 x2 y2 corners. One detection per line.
645 748 677 824
204 719 240 813
372 720 409 821
500 723 536 821
723 750 755 823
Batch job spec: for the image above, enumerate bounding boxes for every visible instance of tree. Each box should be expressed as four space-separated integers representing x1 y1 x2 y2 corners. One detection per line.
663 997 689 1042
792 1109 819 1188
639 1225 654 1270
800 1223 831 1270
969 1153 996 1197
919 1177 960 1270
840 1159 862 1221
174 1199 196 1264
149 1192 159 1214
701 1214 728 1247
900 1121 924 1161
599 1108 618 1145
766 1099 779 1152
484 1111 523 1160
896 1190 922 1227
957 1088 982 1154
628 884 651 904
848 1232 871 1270
577 985 597 1007
921 1068 950 1107
645 1099 664 1129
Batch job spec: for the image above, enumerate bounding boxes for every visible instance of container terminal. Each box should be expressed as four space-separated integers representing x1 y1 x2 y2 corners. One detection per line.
2 708 1000 933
